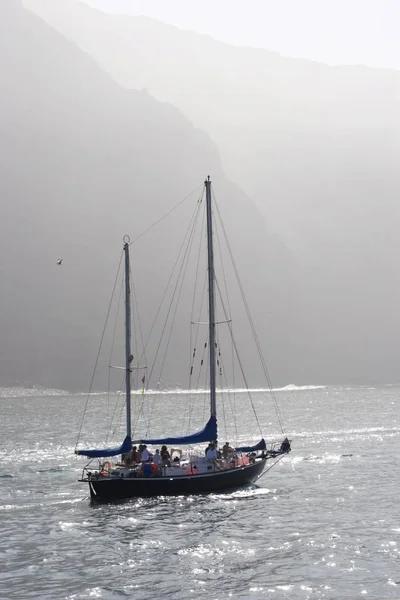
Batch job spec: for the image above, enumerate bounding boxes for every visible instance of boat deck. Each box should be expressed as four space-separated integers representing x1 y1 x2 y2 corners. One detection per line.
83 453 256 482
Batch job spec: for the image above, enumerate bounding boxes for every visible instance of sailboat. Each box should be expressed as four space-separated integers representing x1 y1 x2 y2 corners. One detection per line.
76 177 290 500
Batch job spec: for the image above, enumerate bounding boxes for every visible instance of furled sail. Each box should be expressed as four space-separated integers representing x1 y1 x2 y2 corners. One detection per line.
139 415 217 446
75 435 132 458
235 439 266 453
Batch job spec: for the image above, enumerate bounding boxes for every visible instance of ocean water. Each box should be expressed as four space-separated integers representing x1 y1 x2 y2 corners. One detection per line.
1 385 399 600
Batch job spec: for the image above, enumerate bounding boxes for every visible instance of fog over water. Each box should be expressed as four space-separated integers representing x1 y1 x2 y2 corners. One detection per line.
2 0 400 392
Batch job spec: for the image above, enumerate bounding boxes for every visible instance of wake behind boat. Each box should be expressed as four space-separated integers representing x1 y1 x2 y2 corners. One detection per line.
75 177 290 500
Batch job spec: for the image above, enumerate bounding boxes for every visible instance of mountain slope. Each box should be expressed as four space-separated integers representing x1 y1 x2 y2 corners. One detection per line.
22 0 400 384
1 1 296 390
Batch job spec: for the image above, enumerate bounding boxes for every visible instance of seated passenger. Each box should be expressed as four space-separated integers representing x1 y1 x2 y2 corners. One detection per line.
222 442 234 459
249 452 256 464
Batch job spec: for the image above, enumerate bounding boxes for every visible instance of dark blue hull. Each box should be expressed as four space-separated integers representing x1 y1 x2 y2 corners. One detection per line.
83 458 267 501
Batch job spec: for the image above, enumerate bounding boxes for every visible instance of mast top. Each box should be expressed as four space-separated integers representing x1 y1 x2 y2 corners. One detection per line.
123 235 130 245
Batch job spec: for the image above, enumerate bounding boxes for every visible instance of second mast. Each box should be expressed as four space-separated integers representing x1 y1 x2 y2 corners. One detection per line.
205 176 217 427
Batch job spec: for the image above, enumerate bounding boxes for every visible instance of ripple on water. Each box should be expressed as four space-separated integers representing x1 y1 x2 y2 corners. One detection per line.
2 389 400 599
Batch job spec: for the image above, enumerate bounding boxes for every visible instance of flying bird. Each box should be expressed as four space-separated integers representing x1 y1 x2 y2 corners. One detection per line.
57 259 63 265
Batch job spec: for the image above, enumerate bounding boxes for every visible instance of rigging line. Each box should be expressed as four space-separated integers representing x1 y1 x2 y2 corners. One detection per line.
188 192 206 394
213 210 232 319
213 209 238 438
212 191 285 433
130 198 202 437
75 250 123 451
201 350 210 427
106 373 111 444
186 328 209 434
106 274 124 441
189 193 206 335
131 394 143 439
128 270 147 399
231 325 236 439
106 384 124 443
213 276 226 441
129 183 203 247
218 345 239 442
187 267 207 430
128 265 140 387
256 453 287 480
216 213 286 432
106 373 125 444
109 275 124 365
146 196 202 436
130 266 147 390
113 393 126 437
219 376 227 442
150 202 202 418
133 189 203 387
146 197 202 388
106 372 111 442
215 276 264 439
213 282 236 443
128 265 145 396
131 374 150 438
132 196 203 434
186 272 208 432
216 330 228 443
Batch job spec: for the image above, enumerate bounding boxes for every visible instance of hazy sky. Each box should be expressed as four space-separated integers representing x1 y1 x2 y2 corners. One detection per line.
85 0 400 70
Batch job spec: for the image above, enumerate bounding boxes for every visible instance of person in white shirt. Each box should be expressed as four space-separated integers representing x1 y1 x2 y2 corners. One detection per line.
141 445 150 462
206 444 217 461
153 449 162 466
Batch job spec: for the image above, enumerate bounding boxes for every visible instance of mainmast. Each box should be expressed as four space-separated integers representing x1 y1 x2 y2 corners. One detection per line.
205 176 217 430
123 236 132 438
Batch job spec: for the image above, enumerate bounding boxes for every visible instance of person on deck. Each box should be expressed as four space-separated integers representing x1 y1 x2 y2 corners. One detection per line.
280 437 291 453
161 445 171 467
138 444 144 461
141 445 150 462
206 443 217 461
153 449 162 466
222 442 234 459
130 446 140 463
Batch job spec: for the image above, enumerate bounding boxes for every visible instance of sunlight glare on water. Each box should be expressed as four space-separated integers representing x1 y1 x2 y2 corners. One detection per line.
1 386 400 599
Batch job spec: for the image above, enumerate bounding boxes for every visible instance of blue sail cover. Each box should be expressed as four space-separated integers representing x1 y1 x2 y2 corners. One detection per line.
75 435 132 458
235 438 266 453
139 416 217 446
